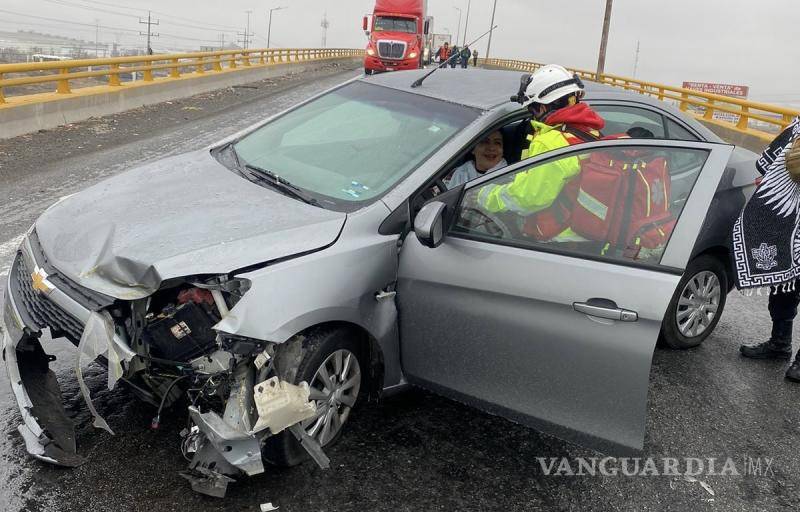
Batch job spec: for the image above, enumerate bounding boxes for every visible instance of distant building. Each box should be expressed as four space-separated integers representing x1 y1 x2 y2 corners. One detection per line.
0 29 102 59
199 44 242 52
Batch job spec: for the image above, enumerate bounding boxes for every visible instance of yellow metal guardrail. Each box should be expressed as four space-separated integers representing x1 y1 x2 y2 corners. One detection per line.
484 58 800 143
0 48 364 104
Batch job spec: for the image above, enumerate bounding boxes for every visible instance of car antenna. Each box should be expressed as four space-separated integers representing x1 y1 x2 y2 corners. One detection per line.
411 25 498 89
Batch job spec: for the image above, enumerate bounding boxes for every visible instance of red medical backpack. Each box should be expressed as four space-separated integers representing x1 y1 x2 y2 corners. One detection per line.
525 135 676 257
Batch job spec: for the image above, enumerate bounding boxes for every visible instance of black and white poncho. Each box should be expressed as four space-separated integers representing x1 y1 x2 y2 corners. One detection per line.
732 117 800 291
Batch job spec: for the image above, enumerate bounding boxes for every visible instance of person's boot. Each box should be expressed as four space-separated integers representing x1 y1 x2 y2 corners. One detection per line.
740 320 793 360
786 352 800 382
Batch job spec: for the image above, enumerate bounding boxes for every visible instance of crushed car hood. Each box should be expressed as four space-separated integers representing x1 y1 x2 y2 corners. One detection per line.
35 150 346 300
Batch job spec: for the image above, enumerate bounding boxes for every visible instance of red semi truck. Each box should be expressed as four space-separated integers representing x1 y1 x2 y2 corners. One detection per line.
363 0 430 74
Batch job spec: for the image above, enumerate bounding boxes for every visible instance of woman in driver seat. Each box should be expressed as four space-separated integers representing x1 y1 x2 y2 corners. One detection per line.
445 130 507 189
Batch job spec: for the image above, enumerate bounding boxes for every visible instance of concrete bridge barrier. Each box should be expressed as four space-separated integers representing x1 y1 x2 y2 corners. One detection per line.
0 48 363 140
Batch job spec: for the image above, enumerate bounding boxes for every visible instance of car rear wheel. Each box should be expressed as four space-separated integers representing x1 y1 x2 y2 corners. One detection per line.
262 327 365 467
660 254 728 349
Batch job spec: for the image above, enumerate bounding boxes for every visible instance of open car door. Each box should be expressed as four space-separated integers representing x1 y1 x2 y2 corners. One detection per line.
397 139 733 454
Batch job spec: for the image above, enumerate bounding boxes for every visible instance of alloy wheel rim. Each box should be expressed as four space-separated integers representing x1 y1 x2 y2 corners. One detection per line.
303 349 361 447
676 270 721 338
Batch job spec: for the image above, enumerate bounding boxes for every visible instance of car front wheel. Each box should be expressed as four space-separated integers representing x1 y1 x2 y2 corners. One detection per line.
262 327 365 467
660 254 728 349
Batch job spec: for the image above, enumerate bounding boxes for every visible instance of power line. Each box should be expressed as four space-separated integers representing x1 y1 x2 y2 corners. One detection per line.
159 32 228 43
41 0 237 38
0 9 140 33
0 19 99 36
55 0 146 14
43 0 141 20
40 0 240 35
148 10 241 31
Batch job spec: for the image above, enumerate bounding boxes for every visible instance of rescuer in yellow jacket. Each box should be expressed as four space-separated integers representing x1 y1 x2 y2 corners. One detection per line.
478 65 605 220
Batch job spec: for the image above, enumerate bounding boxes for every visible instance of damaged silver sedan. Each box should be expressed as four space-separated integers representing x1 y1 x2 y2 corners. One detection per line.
2 69 756 497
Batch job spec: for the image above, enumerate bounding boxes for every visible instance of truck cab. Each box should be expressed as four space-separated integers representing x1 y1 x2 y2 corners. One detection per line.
363 0 429 74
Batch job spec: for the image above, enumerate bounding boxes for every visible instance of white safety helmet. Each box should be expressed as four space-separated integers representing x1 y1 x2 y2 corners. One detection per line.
517 64 585 107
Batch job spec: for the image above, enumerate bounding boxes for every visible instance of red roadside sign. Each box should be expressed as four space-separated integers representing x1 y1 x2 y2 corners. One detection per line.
682 81 750 123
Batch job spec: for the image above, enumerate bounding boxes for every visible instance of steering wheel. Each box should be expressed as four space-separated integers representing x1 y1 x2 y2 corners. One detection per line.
459 207 514 239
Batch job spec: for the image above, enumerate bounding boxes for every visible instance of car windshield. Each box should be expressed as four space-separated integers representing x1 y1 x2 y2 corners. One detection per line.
233 81 480 209
374 16 417 33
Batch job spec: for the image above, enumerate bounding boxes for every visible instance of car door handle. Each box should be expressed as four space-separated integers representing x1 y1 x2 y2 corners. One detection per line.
573 299 638 322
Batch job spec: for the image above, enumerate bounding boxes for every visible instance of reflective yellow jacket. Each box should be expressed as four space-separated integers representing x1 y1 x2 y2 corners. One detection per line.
477 120 581 214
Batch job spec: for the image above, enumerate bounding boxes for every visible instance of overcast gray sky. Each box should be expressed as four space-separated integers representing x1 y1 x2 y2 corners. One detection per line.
3 0 798 104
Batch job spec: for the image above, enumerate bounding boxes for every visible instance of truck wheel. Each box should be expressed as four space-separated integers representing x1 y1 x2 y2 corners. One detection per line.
262 327 365 467
660 254 728 349
364 68 373 76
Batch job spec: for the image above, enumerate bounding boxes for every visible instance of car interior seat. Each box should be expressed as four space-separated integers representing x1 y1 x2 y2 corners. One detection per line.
501 121 528 164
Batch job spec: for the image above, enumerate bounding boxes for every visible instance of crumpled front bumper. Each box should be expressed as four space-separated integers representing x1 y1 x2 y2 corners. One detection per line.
2 256 66 464
2 234 331 496
2 234 135 466
2 234 94 466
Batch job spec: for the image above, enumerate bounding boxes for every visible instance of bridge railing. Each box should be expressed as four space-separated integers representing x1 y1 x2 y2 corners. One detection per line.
0 48 364 104
484 58 799 144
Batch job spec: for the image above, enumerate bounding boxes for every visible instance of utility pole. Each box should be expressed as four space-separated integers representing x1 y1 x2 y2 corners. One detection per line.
238 10 253 49
219 33 226 51
453 6 462 46
139 10 159 55
94 18 99 58
633 39 640 77
485 0 498 60
462 0 471 46
596 0 613 77
268 6 287 48
321 11 330 48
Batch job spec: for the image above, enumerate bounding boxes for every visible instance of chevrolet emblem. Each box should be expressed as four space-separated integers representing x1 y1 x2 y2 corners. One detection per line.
31 267 54 295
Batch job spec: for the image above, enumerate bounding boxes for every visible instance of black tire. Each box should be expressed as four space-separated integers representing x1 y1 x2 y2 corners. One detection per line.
660 254 728 349
262 327 365 467
364 68 373 76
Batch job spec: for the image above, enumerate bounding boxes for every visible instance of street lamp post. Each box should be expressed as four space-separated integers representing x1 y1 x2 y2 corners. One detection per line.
453 6 462 47
462 0 471 46
268 6 287 48
596 0 613 77
485 0 498 60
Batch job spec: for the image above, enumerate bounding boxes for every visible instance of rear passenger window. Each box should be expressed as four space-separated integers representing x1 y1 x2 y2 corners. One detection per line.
666 119 700 141
593 105 666 139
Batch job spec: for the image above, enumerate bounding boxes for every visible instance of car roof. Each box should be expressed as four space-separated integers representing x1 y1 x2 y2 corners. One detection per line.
359 68 722 141
359 68 672 110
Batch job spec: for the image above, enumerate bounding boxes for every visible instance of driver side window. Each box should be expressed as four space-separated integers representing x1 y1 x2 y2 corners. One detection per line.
439 118 536 195
452 145 710 266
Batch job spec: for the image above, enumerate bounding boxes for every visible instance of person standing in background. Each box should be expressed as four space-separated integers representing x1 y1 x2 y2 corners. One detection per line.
436 42 451 66
736 119 800 382
472 48 479 66
460 45 471 68
449 45 460 68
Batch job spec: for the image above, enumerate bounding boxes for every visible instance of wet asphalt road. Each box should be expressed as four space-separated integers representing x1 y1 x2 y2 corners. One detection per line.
0 63 799 512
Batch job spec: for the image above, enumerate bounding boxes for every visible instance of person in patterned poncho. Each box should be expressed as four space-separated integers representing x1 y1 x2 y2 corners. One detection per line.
737 118 800 382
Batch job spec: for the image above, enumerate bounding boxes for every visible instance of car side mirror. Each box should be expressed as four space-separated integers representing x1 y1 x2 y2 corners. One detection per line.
363 16 369 33
424 20 430 35
414 201 447 248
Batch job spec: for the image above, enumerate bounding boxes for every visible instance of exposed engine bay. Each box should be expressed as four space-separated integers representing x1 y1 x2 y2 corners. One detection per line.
66 276 329 498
